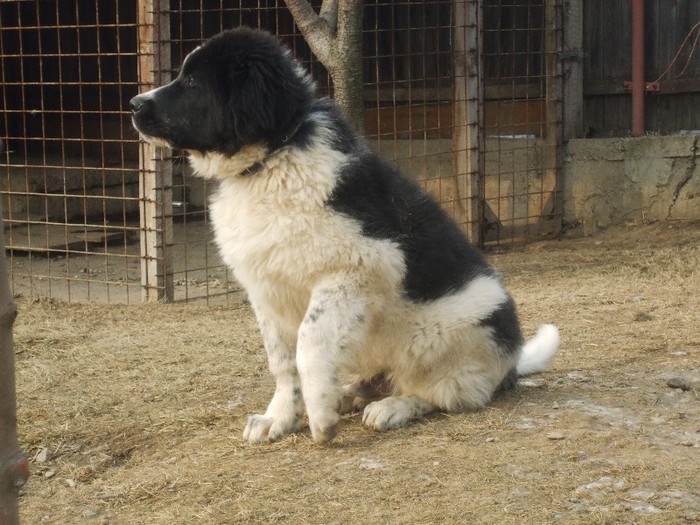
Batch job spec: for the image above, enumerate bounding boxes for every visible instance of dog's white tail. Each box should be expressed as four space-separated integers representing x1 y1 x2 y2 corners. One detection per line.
516 324 560 376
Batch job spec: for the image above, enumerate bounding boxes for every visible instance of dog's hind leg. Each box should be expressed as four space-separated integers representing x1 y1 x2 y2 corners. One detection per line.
362 395 435 431
296 279 370 444
339 373 392 414
243 309 304 443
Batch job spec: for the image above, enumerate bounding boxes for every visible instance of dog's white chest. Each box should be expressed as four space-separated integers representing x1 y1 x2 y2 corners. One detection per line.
207 169 405 318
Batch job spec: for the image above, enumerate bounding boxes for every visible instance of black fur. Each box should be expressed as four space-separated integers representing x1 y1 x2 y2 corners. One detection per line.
132 27 518 332
328 140 493 302
130 27 313 156
128 27 560 442
478 296 524 356
132 27 502 305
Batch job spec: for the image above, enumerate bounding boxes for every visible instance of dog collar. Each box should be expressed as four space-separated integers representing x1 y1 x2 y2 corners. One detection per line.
280 117 305 145
239 115 307 177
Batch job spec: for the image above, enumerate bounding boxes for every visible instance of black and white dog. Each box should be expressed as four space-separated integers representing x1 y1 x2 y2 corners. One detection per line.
130 27 559 444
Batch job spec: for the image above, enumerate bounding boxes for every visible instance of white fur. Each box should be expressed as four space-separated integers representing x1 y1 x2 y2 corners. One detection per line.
133 32 560 444
183 117 559 443
516 324 560 376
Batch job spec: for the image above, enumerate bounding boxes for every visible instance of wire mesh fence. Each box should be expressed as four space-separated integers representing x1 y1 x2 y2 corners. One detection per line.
482 0 562 245
1 0 563 304
1 0 143 303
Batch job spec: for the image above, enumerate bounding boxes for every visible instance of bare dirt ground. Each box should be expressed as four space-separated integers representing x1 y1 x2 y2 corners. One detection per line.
13 221 700 524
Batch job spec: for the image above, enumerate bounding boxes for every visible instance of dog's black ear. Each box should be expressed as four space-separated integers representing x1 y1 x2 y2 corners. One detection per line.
224 50 311 151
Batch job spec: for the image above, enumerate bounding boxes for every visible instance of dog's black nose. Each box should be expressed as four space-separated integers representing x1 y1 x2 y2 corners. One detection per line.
129 95 145 113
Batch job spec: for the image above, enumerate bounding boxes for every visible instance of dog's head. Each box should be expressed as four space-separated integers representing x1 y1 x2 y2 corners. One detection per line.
130 27 315 156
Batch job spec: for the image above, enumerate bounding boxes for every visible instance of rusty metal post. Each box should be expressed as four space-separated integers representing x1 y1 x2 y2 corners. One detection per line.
137 0 174 302
0 209 29 525
631 0 645 136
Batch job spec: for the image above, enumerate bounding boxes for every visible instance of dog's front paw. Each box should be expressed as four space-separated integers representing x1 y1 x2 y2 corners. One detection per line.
242 415 274 443
362 396 431 431
242 414 299 443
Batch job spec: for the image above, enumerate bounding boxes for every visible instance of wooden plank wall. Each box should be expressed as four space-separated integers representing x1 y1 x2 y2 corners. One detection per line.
584 0 700 135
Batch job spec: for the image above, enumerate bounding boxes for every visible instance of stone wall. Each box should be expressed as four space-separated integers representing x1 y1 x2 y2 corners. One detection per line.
563 136 700 235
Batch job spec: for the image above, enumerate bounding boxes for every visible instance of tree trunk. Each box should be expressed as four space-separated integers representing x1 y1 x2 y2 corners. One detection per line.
284 0 366 133
0 211 28 525
331 0 365 134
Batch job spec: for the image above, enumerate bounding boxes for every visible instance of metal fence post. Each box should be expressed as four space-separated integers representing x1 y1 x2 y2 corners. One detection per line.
137 0 173 302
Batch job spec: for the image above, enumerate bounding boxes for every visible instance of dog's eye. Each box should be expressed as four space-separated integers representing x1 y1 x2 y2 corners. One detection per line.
185 75 196 87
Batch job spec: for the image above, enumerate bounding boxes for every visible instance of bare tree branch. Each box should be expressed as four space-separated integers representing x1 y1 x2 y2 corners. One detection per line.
284 0 365 132
283 0 335 66
319 0 339 33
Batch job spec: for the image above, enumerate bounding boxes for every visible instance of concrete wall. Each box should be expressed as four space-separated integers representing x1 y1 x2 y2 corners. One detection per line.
1 158 139 223
563 136 700 235
5 136 699 241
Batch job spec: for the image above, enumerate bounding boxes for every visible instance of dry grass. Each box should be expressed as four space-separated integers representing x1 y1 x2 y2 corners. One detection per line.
14 221 700 524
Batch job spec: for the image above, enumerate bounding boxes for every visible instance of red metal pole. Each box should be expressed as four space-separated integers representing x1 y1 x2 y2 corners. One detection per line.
631 0 645 136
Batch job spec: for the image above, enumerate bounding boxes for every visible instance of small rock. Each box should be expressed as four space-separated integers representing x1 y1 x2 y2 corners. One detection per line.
359 458 386 470
43 470 56 479
628 502 662 514
629 488 656 501
82 509 99 518
613 479 627 491
226 397 243 409
667 377 692 391
65 478 77 488
567 371 590 382
34 447 50 463
485 437 497 443
519 378 545 388
547 432 565 440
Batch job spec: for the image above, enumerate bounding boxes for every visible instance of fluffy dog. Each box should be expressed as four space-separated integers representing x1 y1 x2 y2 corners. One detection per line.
130 27 560 444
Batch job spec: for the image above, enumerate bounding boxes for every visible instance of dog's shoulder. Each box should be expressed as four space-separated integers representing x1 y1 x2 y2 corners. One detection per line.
286 98 364 156
323 138 493 302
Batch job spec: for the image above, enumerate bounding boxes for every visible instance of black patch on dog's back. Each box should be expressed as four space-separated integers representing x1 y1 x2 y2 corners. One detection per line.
478 295 524 356
327 128 493 302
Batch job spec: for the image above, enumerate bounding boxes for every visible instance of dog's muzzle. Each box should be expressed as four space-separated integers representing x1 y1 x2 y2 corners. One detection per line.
129 94 150 116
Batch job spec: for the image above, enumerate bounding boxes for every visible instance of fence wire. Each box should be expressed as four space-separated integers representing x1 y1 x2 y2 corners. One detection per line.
1 0 562 304
1 0 142 303
482 0 562 245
